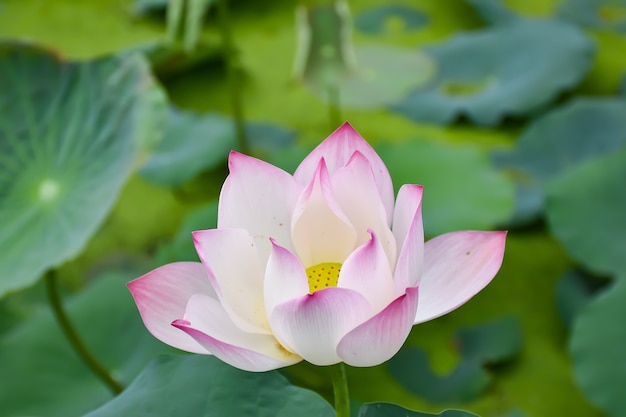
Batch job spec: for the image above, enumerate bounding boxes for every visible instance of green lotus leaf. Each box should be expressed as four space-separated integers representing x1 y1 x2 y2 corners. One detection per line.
546 148 626 276
358 403 479 417
0 42 166 298
355 5 429 34
570 279 626 417
133 0 169 15
0 272 175 417
306 45 436 110
493 98 626 224
558 0 626 31
85 354 334 417
464 0 520 24
387 317 521 403
391 19 594 125
556 270 603 329
376 138 514 236
140 107 297 187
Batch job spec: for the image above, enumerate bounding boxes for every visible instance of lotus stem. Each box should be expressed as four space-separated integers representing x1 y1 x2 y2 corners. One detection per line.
331 362 350 417
45 270 124 395
217 0 249 154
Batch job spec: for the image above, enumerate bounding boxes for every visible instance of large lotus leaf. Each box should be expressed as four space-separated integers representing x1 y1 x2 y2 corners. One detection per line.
0 272 175 417
556 270 603 329
375 138 514 236
355 5 429 34
387 317 521 403
85 354 334 417
464 0 520 24
140 108 296 187
358 403 479 417
570 279 626 417
391 19 594 125
558 0 626 31
0 43 165 298
546 148 626 276
492 98 626 224
305 44 436 110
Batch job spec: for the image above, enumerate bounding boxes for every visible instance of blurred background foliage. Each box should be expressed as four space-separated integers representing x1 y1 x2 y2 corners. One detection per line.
1 0 625 416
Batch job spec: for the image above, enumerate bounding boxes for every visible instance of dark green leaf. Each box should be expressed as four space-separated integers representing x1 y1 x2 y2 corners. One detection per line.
140 107 297 187
387 317 521 403
391 20 594 125
546 148 626 276
0 43 166 297
493 97 626 225
85 354 334 417
570 279 626 417
0 272 174 417
556 270 603 328
558 0 626 31
376 138 514 236
355 5 429 34
358 403 479 417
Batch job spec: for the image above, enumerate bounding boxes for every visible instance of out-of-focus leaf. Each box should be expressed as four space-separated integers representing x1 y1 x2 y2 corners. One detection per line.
295 4 435 109
85 354 334 417
387 317 521 403
558 0 626 31
358 403 479 417
493 98 626 225
0 43 166 298
355 5 429 34
126 40 223 80
140 107 296 187
134 0 168 15
155 201 218 265
0 272 175 417
331 45 436 110
546 148 626 276
570 279 626 417
391 20 594 125
556 270 603 329
376 138 514 236
464 0 520 24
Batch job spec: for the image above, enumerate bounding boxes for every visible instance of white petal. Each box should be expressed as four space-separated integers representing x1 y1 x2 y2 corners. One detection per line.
291 158 357 267
127 262 215 354
294 122 395 222
173 294 302 372
193 228 270 334
337 286 418 366
269 288 371 365
264 238 310 323
218 151 302 263
338 230 394 314
392 184 425 293
415 231 507 324
331 151 396 265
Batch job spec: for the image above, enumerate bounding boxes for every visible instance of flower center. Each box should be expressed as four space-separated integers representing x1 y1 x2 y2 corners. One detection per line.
305 262 342 293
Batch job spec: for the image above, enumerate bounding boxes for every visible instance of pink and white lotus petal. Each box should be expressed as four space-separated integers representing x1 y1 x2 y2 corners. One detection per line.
291 159 357 267
264 239 309 325
294 122 395 222
218 151 302 262
414 231 507 324
173 294 302 372
128 262 215 354
269 288 371 365
337 286 419 366
331 151 397 263
338 230 394 313
392 184 425 294
193 228 269 334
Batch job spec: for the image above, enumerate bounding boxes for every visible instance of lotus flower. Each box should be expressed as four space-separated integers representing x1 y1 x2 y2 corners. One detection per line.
128 123 506 372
